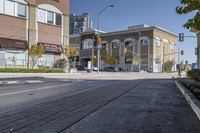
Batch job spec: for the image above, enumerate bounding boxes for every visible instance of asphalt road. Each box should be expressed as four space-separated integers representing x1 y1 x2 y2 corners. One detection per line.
0 77 199 133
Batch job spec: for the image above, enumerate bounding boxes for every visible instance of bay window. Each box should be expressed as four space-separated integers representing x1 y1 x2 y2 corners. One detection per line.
38 9 46 23
0 0 3 13
17 3 26 18
56 13 62 26
0 0 27 18
38 9 62 26
47 11 54 24
5 0 15 16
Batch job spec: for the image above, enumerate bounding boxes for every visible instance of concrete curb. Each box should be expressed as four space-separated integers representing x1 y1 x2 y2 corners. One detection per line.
175 80 200 120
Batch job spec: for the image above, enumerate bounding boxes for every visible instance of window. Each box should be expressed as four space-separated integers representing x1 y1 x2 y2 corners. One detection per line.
47 11 54 24
155 38 161 47
38 9 46 23
17 3 26 18
0 0 4 13
125 41 133 47
5 0 15 16
56 13 62 26
140 39 148 46
112 42 120 48
83 39 93 49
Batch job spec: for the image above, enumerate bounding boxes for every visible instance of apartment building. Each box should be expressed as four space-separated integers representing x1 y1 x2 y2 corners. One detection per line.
69 13 92 35
0 0 69 68
70 25 177 72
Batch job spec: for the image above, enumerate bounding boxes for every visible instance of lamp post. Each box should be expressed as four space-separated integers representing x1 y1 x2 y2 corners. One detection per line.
97 5 114 73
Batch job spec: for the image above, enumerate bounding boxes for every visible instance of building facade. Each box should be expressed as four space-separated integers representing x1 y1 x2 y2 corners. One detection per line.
69 13 92 35
0 0 69 68
70 25 177 72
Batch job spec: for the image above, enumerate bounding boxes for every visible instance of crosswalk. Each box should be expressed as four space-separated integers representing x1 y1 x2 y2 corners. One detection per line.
0 80 44 85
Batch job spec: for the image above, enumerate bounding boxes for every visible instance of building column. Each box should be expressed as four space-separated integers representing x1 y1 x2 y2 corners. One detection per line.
63 14 69 48
63 14 69 71
28 5 37 47
27 4 37 68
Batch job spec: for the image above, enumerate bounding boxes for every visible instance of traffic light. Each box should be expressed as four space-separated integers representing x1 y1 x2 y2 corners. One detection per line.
179 33 184 42
97 36 102 45
181 50 184 55
106 44 108 51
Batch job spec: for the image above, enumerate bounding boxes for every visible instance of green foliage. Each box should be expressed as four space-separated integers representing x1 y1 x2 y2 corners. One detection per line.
0 68 64 73
104 56 119 65
187 69 200 82
176 0 200 31
53 58 67 69
28 44 45 68
163 61 174 72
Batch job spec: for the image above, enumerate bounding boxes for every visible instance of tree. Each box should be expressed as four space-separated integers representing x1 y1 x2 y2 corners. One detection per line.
64 46 79 68
92 55 98 66
163 61 174 73
28 44 45 68
104 55 118 65
176 0 200 31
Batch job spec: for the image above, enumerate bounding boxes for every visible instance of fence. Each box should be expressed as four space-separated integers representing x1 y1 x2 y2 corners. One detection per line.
0 58 55 68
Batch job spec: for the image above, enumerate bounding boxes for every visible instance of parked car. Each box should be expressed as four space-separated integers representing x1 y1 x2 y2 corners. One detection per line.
104 67 116 72
76 65 85 71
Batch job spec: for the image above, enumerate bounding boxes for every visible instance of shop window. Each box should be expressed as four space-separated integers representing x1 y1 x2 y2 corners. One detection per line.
47 11 54 24
17 3 26 18
38 9 46 23
5 0 15 16
56 13 62 26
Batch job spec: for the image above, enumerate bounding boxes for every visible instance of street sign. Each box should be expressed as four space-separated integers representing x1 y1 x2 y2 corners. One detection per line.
179 33 184 42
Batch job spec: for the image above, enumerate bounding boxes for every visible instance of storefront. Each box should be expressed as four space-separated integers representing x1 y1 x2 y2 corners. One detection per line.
0 37 28 68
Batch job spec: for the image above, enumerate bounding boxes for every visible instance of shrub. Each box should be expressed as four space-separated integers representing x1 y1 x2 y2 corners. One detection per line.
163 61 174 73
0 68 64 73
187 69 200 82
53 58 67 69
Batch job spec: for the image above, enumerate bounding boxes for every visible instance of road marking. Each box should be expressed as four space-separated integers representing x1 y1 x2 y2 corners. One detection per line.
0 80 122 97
25 80 44 83
0 83 71 97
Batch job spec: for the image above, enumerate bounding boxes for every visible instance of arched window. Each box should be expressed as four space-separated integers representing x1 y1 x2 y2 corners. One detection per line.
139 37 149 46
124 38 134 48
155 37 161 47
111 40 120 49
83 39 93 49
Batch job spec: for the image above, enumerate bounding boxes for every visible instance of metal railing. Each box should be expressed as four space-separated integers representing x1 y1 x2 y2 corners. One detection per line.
0 58 55 68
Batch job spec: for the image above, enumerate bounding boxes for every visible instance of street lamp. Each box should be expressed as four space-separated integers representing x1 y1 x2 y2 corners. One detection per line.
97 5 114 73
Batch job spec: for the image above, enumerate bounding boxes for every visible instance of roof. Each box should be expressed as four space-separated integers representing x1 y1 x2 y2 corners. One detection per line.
82 27 106 34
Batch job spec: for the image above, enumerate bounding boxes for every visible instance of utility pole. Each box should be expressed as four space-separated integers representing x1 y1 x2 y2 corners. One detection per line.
97 5 114 74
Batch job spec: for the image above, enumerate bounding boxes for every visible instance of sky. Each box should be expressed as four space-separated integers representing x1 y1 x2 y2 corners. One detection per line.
70 0 197 64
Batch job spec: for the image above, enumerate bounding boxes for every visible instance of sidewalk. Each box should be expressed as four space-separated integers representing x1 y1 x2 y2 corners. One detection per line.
64 79 200 133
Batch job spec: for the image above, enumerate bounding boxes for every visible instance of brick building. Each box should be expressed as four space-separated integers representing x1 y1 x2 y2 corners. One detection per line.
0 0 69 68
70 25 177 72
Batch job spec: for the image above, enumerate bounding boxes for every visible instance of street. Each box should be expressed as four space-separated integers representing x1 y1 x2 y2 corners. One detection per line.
0 73 199 133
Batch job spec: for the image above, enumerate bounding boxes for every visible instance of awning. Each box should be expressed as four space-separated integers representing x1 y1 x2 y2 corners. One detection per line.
0 37 28 49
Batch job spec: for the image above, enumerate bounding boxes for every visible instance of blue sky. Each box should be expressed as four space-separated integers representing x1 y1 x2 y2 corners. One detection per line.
70 0 197 63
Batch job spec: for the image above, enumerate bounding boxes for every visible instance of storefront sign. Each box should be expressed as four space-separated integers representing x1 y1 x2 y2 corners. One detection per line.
39 42 63 54
0 37 28 49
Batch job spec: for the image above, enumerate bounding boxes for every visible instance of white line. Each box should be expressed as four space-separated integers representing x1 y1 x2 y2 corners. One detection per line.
0 83 71 97
25 80 44 83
